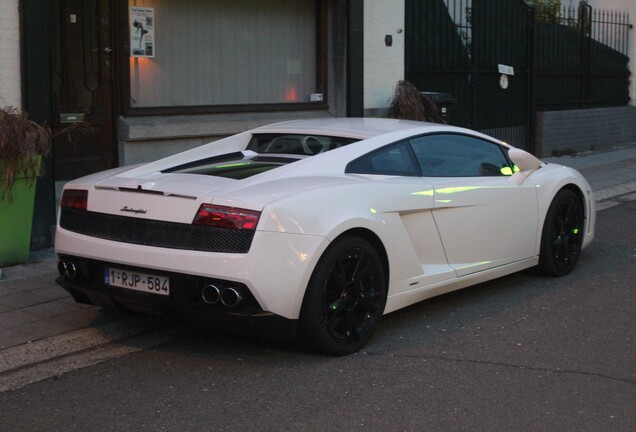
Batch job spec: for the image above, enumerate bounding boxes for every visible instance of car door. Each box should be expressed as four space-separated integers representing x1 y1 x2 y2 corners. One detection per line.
409 133 539 277
346 140 457 291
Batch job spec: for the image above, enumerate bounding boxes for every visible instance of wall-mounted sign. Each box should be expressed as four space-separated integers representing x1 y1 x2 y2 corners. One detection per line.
498 64 514 76
498 64 514 90
499 74 509 90
130 7 155 58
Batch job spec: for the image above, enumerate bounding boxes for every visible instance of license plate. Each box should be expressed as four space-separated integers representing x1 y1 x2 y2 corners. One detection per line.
104 267 170 296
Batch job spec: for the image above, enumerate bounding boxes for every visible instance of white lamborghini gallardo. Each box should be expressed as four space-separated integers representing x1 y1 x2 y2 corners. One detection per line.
55 118 595 354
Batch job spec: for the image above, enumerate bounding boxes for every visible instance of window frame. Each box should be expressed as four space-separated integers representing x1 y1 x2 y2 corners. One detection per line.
345 133 516 178
346 140 423 177
117 0 328 116
409 133 516 178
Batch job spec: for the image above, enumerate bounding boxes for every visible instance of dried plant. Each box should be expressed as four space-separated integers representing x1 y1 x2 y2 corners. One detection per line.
0 106 89 202
0 107 52 202
387 80 446 124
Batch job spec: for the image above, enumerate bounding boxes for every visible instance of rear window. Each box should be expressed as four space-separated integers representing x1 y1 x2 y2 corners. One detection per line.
163 133 360 180
247 133 359 155
163 153 299 180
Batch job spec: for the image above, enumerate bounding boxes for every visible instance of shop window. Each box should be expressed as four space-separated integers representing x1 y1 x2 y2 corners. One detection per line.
127 0 322 109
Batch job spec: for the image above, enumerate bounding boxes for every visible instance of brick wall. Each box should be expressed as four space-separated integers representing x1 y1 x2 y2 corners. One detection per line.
537 106 636 157
0 0 21 107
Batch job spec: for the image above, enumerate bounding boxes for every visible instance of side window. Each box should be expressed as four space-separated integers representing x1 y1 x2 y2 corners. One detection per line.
346 141 420 177
410 134 514 177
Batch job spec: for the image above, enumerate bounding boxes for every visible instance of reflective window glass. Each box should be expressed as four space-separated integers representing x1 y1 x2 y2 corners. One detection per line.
409 134 513 177
346 141 420 177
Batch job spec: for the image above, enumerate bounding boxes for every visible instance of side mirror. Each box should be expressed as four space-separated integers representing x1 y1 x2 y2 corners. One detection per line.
508 148 542 171
508 148 542 185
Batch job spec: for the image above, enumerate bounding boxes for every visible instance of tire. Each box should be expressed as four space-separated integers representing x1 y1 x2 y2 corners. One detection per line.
298 236 387 355
538 189 585 277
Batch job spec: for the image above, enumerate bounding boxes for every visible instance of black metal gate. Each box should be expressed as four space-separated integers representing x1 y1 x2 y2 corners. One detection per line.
535 4 631 110
406 0 631 153
406 0 535 150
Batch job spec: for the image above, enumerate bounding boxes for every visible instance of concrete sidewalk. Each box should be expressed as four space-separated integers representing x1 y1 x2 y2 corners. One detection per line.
0 249 120 350
1 143 636 351
544 143 636 208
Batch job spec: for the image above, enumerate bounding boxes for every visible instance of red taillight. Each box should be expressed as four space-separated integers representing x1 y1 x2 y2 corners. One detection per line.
193 204 260 230
60 189 88 210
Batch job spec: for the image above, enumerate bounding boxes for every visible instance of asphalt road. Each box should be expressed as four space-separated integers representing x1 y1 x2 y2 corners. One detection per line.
0 201 634 432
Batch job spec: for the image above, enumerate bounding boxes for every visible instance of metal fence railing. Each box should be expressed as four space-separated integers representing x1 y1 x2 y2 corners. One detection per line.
536 4 631 109
407 0 632 151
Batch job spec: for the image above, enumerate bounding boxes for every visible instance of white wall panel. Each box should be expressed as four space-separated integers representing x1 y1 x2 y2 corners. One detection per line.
0 0 21 107
363 0 405 110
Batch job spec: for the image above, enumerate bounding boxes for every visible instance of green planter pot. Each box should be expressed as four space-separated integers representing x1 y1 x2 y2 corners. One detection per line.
0 173 38 267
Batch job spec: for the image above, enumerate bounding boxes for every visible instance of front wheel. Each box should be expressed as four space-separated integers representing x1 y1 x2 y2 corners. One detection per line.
538 189 585 277
298 236 387 355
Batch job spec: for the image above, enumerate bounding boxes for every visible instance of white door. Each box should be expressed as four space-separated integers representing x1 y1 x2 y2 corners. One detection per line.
409 133 539 276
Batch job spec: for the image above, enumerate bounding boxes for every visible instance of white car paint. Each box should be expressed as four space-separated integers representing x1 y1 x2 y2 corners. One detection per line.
55 118 595 322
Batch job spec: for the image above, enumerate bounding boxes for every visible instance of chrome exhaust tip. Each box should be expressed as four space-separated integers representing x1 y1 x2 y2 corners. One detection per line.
58 261 77 279
201 284 221 304
220 287 243 308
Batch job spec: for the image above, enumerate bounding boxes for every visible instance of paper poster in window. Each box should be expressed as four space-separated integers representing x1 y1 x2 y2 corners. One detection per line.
130 6 155 58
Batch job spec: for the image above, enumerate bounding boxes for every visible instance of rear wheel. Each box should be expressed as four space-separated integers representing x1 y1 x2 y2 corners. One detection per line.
538 189 585 276
298 236 387 355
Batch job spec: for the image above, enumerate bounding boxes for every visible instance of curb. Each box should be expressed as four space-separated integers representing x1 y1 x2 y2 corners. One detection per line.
0 317 190 392
594 180 636 211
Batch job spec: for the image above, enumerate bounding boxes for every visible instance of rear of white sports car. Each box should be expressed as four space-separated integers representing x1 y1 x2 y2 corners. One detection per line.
55 138 349 340
55 120 401 348
55 118 596 355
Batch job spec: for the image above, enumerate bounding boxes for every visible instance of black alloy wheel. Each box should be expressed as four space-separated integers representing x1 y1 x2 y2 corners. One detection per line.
299 236 387 355
539 189 585 277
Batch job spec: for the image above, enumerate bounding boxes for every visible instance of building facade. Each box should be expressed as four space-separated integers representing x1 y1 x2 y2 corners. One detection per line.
5 0 360 249
0 0 634 251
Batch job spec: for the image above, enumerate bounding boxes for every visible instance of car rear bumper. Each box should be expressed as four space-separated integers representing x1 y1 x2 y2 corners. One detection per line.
55 228 329 319
55 256 298 340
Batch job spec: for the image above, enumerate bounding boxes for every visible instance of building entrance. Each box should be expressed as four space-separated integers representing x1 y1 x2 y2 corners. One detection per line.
52 0 116 180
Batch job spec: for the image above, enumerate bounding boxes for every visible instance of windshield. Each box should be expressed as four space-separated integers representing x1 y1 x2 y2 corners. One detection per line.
246 133 359 156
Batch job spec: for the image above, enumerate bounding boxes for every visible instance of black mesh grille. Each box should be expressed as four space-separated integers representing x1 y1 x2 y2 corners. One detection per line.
60 208 255 253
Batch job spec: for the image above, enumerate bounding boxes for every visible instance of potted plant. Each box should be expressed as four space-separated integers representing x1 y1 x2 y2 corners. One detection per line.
0 106 52 267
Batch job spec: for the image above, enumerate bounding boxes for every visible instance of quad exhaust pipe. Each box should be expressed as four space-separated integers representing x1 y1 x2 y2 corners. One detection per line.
201 284 244 308
220 287 243 308
58 263 245 308
58 261 78 280
201 284 221 304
